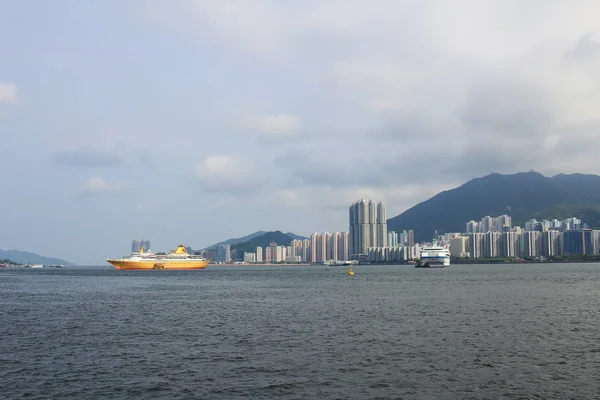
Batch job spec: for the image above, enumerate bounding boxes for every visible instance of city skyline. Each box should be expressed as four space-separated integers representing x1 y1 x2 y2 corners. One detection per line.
2 2 600 264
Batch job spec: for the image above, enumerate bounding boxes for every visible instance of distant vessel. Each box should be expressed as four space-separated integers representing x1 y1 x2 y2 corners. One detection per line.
417 244 450 268
107 245 208 270
323 260 355 266
28 264 44 269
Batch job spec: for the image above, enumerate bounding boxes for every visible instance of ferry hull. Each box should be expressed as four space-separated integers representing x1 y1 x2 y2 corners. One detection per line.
107 260 208 270
417 256 450 268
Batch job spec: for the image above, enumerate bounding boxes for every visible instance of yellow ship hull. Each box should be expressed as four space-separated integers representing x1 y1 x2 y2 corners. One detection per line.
107 260 208 270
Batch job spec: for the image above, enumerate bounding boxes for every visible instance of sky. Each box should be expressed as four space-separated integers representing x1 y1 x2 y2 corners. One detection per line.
2 1 600 264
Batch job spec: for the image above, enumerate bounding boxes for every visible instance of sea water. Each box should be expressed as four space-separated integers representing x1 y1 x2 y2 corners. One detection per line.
2 263 600 399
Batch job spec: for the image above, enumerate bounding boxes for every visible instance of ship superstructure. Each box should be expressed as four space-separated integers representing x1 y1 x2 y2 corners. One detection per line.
418 244 450 268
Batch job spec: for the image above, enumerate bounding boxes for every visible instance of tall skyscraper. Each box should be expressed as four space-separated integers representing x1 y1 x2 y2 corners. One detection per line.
407 230 415 246
349 199 388 255
132 239 151 252
376 202 388 247
132 240 141 252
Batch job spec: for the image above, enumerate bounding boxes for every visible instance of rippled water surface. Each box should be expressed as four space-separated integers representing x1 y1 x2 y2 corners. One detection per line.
2 263 600 399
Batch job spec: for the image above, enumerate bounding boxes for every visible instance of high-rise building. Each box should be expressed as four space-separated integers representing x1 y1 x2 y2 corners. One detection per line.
468 233 484 258
407 230 415 246
563 229 592 256
349 200 388 255
388 231 398 247
309 232 350 262
338 232 349 261
376 202 388 247
301 239 310 263
131 239 151 253
449 237 468 258
265 246 272 263
256 246 263 263
522 231 541 257
132 240 141 252
215 244 231 263
499 232 518 258
483 232 501 258
330 232 340 261
290 240 303 260
540 230 561 256
481 216 494 233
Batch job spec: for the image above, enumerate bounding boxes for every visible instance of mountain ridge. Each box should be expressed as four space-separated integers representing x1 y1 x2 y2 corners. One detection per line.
204 231 308 250
387 171 600 242
0 249 75 266
230 231 301 257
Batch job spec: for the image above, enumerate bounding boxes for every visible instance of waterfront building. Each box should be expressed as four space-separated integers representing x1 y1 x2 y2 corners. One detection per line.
540 230 561 256
468 233 484 258
449 237 468 258
265 246 272 263
215 244 231 263
338 232 349 261
309 232 350 263
388 231 398 247
256 246 263 263
483 232 501 258
563 229 593 256
499 232 518 258
243 252 256 263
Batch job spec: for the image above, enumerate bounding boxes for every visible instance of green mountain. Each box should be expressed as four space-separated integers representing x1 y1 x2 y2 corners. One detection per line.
230 231 299 254
0 249 75 266
204 231 307 250
387 172 600 243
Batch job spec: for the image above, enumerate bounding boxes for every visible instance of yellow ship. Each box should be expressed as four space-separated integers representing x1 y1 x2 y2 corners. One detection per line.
107 245 208 270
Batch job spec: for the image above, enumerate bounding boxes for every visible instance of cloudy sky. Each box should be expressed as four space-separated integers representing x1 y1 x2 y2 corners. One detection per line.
2 1 600 264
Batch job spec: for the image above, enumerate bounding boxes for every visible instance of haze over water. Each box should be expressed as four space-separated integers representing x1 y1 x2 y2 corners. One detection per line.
2 264 600 399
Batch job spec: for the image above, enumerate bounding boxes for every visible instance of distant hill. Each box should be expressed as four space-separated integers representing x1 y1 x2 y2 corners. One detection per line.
204 231 308 250
284 232 309 241
0 249 75 266
203 231 268 250
387 172 600 243
230 231 300 254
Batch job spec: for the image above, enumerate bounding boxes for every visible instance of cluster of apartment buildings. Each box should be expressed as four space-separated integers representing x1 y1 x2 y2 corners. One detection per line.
233 200 418 264
134 204 597 264
449 215 597 258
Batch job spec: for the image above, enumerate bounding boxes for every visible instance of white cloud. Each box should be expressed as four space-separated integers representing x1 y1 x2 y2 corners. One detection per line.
80 177 130 196
194 155 258 192
0 82 19 104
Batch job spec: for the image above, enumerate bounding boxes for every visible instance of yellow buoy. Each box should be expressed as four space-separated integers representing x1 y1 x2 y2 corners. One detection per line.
348 265 354 276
